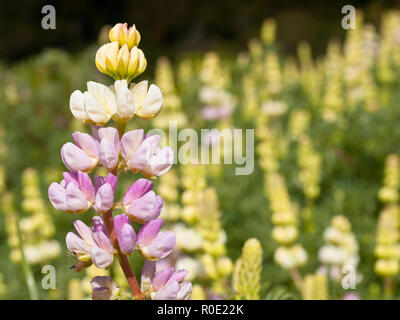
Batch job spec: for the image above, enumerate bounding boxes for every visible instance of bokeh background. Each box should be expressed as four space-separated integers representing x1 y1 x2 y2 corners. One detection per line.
1 0 400 300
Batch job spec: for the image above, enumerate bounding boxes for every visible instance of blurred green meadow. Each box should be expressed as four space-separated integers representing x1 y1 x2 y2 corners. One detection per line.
2 9 400 300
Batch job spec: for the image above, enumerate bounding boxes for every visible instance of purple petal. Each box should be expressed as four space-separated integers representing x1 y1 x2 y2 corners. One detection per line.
122 178 153 205
114 214 136 255
94 173 118 193
62 172 79 186
94 176 105 193
77 171 95 203
93 231 113 252
140 231 175 260
126 191 162 223
137 219 164 246
104 173 118 192
141 260 156 285
92 216 108 234
152 267 174 291
167 270 188 285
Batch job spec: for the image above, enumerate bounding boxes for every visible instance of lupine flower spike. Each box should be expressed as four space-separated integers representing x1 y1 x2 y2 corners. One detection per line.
49 22 191 300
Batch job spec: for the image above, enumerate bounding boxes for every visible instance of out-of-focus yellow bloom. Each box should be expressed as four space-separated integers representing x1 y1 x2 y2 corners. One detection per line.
68 279 84 300
302 272 329 300
233 238 262 300
109 23 141 49
260 18 276 45
374 259 399 277
191 284 206 300
272 225 298 244
217 256 233 277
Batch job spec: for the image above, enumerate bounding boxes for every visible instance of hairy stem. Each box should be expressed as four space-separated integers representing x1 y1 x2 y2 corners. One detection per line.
103 210 144 299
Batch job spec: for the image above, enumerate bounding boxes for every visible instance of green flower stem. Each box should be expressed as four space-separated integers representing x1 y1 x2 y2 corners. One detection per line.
15 214 39 300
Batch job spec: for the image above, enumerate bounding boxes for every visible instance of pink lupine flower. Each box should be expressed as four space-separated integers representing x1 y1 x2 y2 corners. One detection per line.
93 173 118 214
122 178 163 223
342 292 361 300
201 104 233 121
141 259 192 300
114 214 136 255
92 126 120 171
61 132 99 173
121 130 173 178
137 219 175 260
66 218 113 270
48 171 95 214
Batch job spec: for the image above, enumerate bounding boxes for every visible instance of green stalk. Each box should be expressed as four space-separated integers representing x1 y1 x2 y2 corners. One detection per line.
15 214 39 300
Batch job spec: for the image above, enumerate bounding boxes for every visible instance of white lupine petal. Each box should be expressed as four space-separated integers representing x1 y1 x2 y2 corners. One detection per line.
84 92 111 125
114 80 135 119
130 80 148 110
70 90 89 121
138 84 163 118
87 81 117 116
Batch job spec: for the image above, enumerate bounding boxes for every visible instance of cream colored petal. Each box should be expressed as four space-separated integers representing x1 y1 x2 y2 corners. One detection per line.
114 80 135 120
87 81 117 116
84 92 110 125
70 90 89 121
137 84 163 119
130 80 148 111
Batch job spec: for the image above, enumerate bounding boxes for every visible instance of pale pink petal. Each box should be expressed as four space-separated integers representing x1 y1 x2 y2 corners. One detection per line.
48 182 67 211
61 142 96 172
65 183 89 212
73 220 95 246
153 282 179 300
90 246 113 269
137 219 164 246
121 129 144 161
72 132 99 158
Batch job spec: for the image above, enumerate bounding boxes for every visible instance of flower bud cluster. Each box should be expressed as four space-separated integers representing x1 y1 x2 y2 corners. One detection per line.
96 23 146 82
